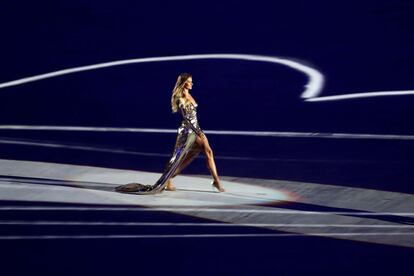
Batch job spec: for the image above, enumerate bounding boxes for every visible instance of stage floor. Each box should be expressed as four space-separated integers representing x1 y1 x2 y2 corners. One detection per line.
0 158 413 275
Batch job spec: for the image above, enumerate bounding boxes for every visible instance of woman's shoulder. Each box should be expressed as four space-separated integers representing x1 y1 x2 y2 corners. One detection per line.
177 96 197 107
185 95 197 107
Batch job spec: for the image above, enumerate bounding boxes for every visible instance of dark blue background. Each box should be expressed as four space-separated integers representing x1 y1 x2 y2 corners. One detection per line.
1 0 413 132
0 0 413 193
0 2 413 274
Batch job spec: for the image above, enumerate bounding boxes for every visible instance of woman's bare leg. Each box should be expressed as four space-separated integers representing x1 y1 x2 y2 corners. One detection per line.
195 133 225 192
165 143 201 191
166 133 225 192
173 144 201 178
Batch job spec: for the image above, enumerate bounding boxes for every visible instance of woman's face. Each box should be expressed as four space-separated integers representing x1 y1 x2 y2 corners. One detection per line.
184 77 193 90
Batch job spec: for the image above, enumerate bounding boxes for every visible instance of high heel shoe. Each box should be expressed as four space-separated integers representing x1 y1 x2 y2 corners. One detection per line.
211 180 225 192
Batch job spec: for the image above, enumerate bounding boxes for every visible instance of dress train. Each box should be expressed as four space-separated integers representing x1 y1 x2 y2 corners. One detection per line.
115 99 202 194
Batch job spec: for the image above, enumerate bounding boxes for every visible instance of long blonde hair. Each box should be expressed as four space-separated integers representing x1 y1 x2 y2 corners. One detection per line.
171 73 192 113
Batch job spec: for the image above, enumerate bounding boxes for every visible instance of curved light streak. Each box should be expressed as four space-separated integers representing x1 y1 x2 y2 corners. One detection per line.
0 54 414 102
305 90 414 102
1 221 413 228
0 232 413 240
0 53 324 99
0 53 411 101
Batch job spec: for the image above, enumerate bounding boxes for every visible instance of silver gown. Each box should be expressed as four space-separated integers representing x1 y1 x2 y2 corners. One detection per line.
115 99 203 194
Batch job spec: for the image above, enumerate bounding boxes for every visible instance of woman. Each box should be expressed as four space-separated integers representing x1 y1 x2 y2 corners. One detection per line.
115 73 225 194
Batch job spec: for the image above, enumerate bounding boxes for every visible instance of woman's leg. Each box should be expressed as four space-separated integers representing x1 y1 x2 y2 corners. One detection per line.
195 133 225 192
165 143 201 190
167 133 225 192
175 142 202 177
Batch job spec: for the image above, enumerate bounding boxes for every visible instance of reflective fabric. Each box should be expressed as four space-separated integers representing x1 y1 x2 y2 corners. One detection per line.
115 100 202 194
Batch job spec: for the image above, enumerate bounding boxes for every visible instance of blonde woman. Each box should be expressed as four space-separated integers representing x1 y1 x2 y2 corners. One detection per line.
115 73 225 194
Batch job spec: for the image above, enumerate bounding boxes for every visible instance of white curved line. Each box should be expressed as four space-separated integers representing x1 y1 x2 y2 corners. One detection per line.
0 232 413 240
1 125 414 140
0 53 323 99
1 53 412 102
1 221 413 228
1 53 412 101
305 90 414 102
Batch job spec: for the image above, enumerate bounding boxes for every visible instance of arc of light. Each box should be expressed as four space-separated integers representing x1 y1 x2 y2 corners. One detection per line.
0 221 413 228
0 53 323 99
1 53 412 101
305 90 414 102
1 233 414 240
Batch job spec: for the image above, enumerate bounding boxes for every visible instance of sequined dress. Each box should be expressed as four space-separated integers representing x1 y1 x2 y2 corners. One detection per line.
115 98 202 194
